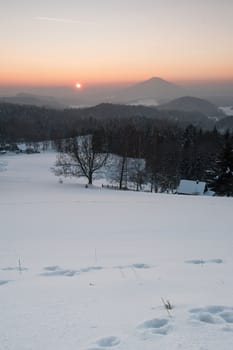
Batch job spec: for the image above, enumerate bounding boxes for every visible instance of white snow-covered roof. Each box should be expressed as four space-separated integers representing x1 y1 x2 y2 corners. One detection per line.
17 143 27 151
177 179 206 195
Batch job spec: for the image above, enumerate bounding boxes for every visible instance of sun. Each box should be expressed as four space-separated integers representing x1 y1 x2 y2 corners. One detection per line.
75 82 82 89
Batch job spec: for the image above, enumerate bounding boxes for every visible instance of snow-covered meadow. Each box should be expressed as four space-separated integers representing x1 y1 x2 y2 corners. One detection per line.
0 152 233 350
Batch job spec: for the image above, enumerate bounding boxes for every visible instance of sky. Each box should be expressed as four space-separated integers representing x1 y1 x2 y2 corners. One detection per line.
1 0 233 89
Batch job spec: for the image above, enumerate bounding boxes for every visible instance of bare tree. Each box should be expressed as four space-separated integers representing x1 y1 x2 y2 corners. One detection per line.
53 135 108 185
105 154 128 190
128 158 146 191
118 155 128 190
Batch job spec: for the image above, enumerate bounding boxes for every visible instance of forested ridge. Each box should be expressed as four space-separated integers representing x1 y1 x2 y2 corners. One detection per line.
0 102 216 142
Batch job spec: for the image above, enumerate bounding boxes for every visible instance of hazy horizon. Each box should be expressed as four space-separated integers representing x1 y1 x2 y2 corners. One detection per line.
1 78 233 105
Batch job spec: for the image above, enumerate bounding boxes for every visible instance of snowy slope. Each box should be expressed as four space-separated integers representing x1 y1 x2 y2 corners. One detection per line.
0 153 233 350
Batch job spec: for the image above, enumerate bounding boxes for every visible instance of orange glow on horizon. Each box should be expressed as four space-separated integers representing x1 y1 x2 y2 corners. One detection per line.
1 62 233 87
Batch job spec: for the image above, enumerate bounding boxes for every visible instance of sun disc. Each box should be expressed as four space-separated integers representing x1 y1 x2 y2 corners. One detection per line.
75 82 82 89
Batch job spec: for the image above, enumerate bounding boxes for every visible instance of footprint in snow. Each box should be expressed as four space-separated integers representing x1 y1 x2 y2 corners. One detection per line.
138 318 171 336
97 336 120 347
88 336 120 349
190 305 233 330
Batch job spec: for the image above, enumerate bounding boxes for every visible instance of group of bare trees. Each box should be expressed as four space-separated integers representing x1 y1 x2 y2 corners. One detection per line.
53 135 147 190
52 119 233 193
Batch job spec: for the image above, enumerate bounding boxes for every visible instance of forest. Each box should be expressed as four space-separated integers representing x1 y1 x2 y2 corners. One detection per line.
0 102 232 195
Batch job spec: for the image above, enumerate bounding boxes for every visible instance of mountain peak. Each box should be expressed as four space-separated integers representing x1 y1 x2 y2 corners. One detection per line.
147 77 170 82
111 77 186 104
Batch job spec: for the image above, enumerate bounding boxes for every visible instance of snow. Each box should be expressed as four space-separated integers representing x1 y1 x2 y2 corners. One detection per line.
128 98 158 106
0 152 233 350
219 106 233 116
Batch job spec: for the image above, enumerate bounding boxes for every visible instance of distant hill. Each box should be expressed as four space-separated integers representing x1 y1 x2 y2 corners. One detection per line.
74 103 160 119
70 103 215 130
0 93 64 109
157 96 224 119
111 77 186 105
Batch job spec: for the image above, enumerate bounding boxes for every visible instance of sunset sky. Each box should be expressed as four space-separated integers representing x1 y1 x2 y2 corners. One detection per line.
1 0 233 87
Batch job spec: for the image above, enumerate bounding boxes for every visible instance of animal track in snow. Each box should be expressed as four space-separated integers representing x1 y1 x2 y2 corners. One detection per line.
190 305 233 326
41 265 103 277
1 266 28 271
80 266 103 273
185 259 223 265
208 259 224 264
185 259 205 265
138 318 171 335
0 280 10 286
42 266 79 277
115 263 151 269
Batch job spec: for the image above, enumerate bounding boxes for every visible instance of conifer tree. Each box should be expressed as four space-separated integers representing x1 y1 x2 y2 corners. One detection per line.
208 142 233 196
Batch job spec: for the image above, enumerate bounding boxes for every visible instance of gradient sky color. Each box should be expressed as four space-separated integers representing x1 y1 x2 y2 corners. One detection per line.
1 0 233 86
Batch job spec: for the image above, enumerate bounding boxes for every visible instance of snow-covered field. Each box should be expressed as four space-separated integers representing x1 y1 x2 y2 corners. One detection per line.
0 152 233 350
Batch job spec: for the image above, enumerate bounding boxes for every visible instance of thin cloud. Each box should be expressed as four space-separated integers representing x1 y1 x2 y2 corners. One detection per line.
35 17 92 25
